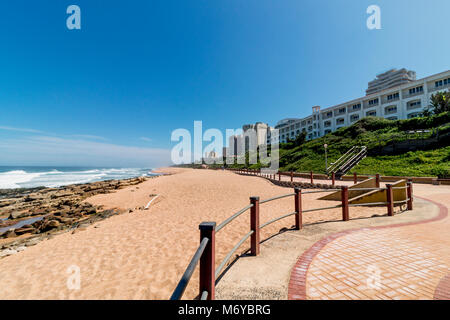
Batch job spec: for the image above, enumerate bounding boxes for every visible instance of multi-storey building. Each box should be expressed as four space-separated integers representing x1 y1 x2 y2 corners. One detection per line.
242 122 269 146
366 68 416 95
273 69 450 143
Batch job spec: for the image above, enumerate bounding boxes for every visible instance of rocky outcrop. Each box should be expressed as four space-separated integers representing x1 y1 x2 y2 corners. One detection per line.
0 176 156 258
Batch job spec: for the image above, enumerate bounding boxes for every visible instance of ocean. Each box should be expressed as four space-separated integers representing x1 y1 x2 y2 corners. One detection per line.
0 166 157 189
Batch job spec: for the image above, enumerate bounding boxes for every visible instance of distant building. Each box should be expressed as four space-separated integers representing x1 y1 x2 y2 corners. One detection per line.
242 122 269 147
227 134 244 157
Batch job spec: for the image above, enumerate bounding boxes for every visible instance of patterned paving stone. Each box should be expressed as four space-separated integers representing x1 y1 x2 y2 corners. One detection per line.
288 196 450 300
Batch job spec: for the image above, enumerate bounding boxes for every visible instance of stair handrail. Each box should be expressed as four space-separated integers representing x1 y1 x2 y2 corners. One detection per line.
337 147 367 175
338 146 366 172
329 146 363 174
327 146 358 174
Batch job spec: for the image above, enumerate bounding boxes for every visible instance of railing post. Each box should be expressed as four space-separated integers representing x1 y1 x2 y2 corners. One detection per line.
407 182 413 211
199 222 216 300
341 186 349 221
331 172 335 186
250 197 260 256
386 184 394 216
310 171 314 184
376 174 380 188
290 171 293 182
278 171 281 181
353 172 357 184
294 188 302 230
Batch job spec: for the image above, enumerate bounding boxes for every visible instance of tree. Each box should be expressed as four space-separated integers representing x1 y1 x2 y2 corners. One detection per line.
428 91 450 115
293 131 307 147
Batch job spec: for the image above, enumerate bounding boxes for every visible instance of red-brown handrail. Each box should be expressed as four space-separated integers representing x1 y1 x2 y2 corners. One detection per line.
170 171 414 300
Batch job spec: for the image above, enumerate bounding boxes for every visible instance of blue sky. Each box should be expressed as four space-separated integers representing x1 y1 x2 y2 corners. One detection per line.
0 0 449 167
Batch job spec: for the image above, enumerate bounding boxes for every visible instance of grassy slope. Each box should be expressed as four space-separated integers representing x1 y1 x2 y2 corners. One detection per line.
252 113 450 177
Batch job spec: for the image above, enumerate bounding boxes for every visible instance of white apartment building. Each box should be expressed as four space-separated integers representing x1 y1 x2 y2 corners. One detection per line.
273 69 450 143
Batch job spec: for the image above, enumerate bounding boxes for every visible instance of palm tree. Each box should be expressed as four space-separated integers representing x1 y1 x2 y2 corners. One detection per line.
429 91 450 114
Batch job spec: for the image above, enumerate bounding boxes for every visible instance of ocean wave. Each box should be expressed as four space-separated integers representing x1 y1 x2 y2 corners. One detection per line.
0 170 45 189
0 168 153 189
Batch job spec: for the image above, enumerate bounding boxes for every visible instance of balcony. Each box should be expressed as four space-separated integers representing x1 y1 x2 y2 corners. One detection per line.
384 107 397 115
407 101 422 110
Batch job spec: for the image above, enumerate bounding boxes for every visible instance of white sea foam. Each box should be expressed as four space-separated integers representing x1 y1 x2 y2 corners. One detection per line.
0 168 154 189
0 170 44 188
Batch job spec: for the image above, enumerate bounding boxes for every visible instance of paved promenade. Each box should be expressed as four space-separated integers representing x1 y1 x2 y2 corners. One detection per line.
288 184 450 300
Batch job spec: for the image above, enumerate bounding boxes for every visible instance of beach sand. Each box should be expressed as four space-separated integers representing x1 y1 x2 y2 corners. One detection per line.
0 168 389 299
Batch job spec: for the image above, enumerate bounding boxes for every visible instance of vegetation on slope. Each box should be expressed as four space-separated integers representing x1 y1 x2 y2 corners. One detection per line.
241 112 450 178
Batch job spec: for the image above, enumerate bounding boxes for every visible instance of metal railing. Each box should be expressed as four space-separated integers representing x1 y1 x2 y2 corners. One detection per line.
170 170 414 300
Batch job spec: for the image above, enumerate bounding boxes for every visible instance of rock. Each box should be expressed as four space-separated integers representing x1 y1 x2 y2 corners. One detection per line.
15 227 35 235
25 238 40 247
0 199 15 208
47 220 60 228
0 248 18 257
8 211 29 219
5 229 17 238
16 246 27 252
39 220 60 232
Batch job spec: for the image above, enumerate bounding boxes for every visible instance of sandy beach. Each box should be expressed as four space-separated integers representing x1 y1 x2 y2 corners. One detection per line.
0 168 390 299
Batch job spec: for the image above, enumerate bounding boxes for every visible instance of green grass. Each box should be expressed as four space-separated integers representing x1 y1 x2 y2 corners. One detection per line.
232 112 450 178
349 147 450 177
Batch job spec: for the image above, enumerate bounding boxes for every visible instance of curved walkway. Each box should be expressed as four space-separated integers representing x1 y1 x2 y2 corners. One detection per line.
289 190 450 300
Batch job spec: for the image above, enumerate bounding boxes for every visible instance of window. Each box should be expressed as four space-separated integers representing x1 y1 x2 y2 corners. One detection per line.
436 78 450 87
407 112 421 119
308 126 313 131
409 86 423 95
322 111 332 119
408 100 421 109
336 118 345 125
368 98 379 106
324 121 331 127
307 119 312 124
352 103 361 110
385 105 397 114
350 114 359 122
324 129 332 135
366 110 376 117
301 121 306 126
387 93 399 101
295 123 300 128
339 107 346 114
386 116 398 120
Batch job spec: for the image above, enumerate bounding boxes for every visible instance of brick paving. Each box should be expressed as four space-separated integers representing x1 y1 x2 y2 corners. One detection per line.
288 195 450 300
